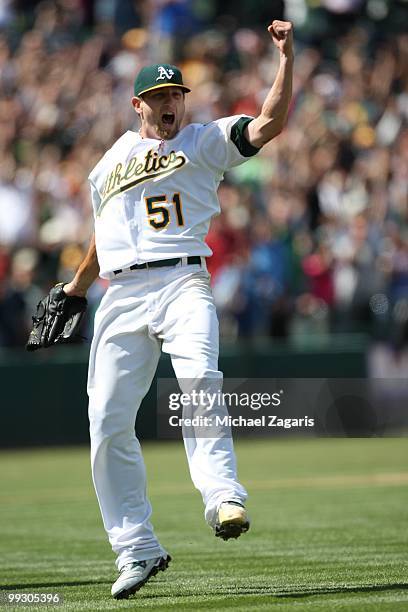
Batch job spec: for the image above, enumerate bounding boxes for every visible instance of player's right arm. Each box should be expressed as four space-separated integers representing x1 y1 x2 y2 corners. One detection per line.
63 232 100 297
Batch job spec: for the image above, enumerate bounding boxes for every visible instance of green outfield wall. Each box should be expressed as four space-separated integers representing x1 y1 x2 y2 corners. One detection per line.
0 336 368 447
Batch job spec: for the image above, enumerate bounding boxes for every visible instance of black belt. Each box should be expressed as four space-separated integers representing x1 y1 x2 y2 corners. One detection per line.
113 256 202 275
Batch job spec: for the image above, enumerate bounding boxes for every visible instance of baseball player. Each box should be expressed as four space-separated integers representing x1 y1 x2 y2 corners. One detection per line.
63 20 293 599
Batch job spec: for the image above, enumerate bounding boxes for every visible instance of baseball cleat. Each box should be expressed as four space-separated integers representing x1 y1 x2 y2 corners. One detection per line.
111 555 171 599
215 501 250 540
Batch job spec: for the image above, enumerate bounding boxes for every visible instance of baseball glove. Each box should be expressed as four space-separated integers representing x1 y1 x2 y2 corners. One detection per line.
26 283 87 351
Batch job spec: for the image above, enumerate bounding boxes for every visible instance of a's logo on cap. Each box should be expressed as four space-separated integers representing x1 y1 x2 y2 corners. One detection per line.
156 66 175 81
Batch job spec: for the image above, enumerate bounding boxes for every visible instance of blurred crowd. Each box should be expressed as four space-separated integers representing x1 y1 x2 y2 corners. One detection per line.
0 0 407 348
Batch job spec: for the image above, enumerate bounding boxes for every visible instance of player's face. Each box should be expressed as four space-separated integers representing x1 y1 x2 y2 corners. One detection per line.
132 86 186 140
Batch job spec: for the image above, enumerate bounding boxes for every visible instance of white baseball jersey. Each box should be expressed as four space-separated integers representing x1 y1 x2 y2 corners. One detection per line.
88 115 259 278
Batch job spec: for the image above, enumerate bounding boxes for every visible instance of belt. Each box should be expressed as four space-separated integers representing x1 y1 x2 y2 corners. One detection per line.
113 256 202 276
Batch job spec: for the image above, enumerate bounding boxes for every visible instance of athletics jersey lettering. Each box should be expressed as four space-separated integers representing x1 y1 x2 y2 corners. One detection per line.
97 149 187 216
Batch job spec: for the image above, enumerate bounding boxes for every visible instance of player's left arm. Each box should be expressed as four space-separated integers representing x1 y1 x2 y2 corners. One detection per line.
245 20 294 148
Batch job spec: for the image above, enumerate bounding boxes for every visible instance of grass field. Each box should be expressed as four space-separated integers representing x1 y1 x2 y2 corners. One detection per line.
0 438 407 611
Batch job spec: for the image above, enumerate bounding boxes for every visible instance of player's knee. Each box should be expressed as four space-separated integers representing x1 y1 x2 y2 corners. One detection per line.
89 409 136 442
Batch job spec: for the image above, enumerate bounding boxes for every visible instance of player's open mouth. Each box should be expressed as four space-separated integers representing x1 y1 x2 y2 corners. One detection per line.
162 112 175 126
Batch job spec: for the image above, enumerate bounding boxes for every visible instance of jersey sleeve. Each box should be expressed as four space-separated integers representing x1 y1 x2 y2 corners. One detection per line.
194 115 261 174
89 180 102 218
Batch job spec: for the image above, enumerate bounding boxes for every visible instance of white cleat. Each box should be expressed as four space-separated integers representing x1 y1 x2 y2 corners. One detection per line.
111 555 171 599
215 501 250 540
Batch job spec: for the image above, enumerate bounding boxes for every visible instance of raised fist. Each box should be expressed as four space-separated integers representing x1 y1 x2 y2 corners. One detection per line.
268 20 293 56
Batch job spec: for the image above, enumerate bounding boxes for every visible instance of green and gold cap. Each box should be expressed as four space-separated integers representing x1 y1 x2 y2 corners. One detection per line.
134 64 191 97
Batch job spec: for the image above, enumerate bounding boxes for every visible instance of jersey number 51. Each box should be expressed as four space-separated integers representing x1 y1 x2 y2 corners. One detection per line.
145 193 184 230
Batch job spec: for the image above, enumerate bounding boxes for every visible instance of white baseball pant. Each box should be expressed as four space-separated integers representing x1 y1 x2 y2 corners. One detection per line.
87 262 247 570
